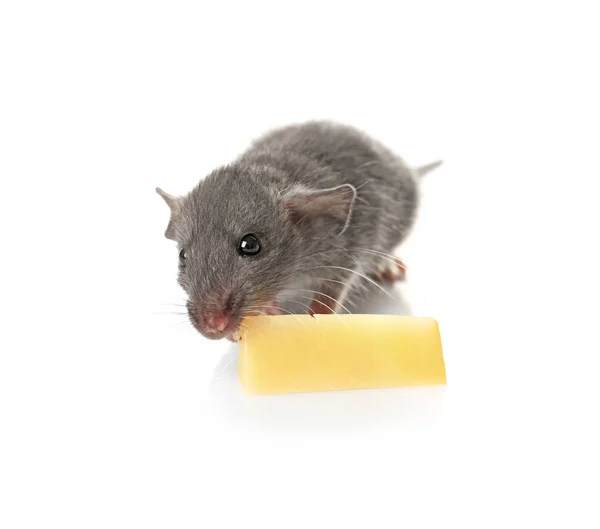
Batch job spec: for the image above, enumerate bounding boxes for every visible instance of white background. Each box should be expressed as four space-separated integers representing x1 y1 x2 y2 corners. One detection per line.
1 1 599 527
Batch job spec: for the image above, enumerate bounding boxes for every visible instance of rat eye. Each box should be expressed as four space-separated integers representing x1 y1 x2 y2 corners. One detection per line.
238 234 261 256
178 248 187 267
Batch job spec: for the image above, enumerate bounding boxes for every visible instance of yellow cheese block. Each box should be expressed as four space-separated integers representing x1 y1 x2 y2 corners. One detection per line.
238 314 446 395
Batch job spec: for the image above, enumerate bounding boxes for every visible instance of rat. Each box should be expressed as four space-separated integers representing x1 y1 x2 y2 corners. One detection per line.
157 121 441 340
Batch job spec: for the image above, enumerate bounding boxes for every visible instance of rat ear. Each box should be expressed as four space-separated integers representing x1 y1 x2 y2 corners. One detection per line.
284 184 356 236
156 187 182 240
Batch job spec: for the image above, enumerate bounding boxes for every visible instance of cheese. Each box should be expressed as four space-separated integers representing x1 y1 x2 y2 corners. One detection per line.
238 314 446 395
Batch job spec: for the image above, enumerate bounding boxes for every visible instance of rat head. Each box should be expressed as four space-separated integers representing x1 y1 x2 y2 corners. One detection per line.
157 164 355 340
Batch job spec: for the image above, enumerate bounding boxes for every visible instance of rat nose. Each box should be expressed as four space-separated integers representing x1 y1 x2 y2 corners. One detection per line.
203 311 230 334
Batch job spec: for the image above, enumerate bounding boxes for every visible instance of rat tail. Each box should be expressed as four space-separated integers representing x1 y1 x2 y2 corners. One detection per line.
415 160 443 178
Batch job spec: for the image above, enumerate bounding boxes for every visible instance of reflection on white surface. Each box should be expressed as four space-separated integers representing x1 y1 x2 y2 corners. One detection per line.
208 284 445 434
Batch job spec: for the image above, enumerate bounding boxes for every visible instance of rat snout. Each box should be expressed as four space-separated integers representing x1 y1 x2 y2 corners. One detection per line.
202 311 230 334
188 291 241 339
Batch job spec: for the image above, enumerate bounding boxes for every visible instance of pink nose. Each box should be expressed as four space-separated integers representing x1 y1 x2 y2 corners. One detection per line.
203 312 229 334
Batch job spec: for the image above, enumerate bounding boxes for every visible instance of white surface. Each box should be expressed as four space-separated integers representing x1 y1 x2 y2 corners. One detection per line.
1 1 599 528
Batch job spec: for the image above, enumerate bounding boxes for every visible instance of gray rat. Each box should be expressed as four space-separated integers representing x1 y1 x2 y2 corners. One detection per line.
157 121 441 340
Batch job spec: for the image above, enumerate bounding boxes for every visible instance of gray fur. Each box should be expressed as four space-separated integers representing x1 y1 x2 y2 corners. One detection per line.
157 121 441 340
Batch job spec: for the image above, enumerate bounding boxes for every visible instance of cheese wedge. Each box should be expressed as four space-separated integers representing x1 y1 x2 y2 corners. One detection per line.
238 314 446 395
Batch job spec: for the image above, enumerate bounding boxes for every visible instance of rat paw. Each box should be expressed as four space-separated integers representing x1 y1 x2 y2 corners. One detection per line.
226 329 241 342
371 257 407 283
308 298 337 316
263 301 281 316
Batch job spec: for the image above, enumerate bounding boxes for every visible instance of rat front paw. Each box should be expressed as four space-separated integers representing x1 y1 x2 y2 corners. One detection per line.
371 257 407 283
226 329 242 342
263 300 281 316
308 297 337 315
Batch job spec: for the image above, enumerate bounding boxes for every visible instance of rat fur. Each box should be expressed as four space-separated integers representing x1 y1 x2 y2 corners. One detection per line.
157 121 441 340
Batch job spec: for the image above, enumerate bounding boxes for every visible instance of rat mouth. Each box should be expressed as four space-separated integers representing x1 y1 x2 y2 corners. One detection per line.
187 298 282 341
188 312 243 341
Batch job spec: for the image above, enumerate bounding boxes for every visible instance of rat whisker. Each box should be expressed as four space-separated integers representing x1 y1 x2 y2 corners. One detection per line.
242 303 308 329
356 160 379 171
294 288 352 314
291 246 377 264
291 247 357 267
313 277 354 291
294 295 334 314
354 181 371 204
274 299 318 329
291 211 311 229
294 294 350 330
284 298 315 314
293 247 402 278
258 305 309 331
241 301 280 313
349 247 402 262
300 265 394 299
